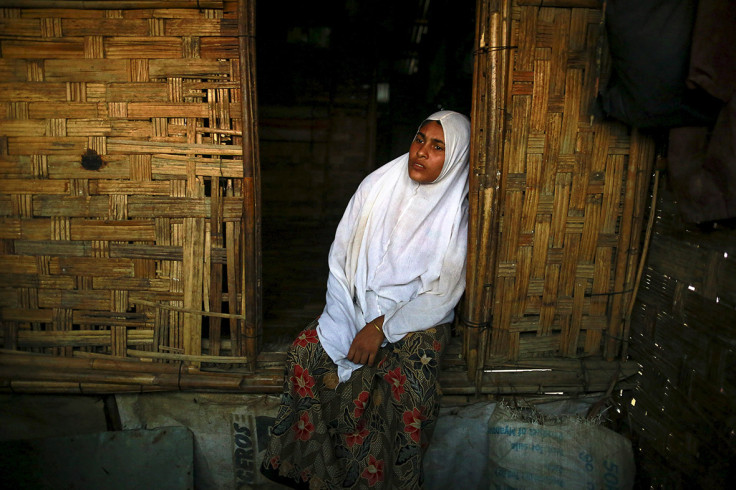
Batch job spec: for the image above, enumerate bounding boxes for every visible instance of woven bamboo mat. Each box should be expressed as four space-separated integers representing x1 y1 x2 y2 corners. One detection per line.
0 1 260 381
463 0 655 374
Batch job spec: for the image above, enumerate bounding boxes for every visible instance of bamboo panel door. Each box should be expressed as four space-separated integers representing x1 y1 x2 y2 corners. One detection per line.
0 0 262 384
463 0 654 382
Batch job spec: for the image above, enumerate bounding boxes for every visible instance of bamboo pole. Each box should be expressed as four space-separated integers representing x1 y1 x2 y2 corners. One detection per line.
466 0 485 379
3 348 192 373
463 0 486 381
131 292 245 320
0 350 282 393
195 127 243 136
0 380 169 394
463 0 512 383
238 0 261 371
0 366 255 391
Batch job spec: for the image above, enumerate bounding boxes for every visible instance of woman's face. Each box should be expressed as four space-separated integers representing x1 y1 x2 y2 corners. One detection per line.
408 121 445 184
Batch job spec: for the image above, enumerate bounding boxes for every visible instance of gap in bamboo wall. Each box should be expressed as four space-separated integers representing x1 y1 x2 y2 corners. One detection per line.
255 0 475 348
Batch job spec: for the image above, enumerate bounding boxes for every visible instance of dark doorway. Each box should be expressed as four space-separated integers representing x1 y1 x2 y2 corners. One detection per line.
257 0 476 346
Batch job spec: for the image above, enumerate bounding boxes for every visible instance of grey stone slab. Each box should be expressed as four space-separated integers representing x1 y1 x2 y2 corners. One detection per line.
0 394 107 442
116 393 281 490
0 426 193 490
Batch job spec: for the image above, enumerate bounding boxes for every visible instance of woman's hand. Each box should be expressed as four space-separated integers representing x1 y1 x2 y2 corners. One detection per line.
347 316 385 366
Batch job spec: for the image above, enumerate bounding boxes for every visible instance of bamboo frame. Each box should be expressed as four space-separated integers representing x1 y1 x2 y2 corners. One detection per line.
0 0 656 397
0 0 257 389
0 350 281 393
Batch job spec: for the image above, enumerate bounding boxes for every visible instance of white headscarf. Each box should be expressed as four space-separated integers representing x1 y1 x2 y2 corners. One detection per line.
317 110 471 382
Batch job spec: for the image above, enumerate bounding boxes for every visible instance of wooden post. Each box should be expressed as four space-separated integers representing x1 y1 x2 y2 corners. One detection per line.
238 0 261 371
463 0 512 383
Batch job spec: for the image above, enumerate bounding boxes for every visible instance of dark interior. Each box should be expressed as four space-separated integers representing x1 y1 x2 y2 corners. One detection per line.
257 0 476 344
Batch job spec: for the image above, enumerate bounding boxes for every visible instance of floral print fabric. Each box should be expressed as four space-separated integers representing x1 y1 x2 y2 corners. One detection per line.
261 319 450 489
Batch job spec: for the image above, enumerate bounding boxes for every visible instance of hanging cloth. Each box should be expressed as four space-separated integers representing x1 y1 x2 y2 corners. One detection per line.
668 0 736 223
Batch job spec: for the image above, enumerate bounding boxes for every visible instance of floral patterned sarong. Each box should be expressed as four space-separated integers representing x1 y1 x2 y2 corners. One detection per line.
260 319 450 489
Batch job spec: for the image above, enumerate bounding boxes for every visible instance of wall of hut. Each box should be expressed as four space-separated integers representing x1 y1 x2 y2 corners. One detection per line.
0 0 649 394
3 0 735 485
625 182 736 488
461 0 651 391
0 0 272 392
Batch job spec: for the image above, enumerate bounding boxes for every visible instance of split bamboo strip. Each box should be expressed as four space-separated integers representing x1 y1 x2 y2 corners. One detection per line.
195 127 242 136
208 177 224 355
182 216 205 364
0 1 253 387
517 0 601 6
127 349 247 364
225 182 241 355
151 154 244 179
108 138 243 156
203 220 212 315
6 328 153 347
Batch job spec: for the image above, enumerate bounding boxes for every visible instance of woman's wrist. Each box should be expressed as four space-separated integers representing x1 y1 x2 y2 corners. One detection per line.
368 316 385 337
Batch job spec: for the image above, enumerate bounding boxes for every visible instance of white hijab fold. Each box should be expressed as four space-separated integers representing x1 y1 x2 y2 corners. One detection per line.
317 110 471 382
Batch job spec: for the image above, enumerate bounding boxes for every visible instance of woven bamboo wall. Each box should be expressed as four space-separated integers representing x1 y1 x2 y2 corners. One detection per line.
464 0 654 374
0 0 261 381
625 184 736 488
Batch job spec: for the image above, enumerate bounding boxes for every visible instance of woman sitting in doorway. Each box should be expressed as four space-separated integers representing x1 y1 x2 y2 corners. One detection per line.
261 110 471 489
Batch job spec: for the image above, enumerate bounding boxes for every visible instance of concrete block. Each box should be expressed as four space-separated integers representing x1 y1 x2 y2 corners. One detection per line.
0 426 193 489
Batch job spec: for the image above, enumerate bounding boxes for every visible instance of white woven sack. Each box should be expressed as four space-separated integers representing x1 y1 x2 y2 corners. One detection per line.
488 404 634 489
